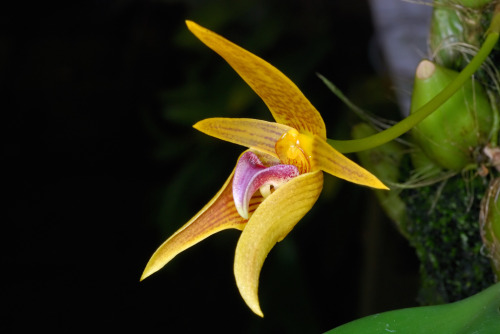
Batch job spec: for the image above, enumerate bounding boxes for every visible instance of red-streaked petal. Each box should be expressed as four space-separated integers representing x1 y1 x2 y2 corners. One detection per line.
186 20 326 139
233 170 324 317
141 162 264 281
194 118 291 158
233 151 299 219
311 135 389 190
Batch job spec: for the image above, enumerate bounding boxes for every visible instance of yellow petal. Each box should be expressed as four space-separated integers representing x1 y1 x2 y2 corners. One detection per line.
186 20 327 139
233 170 324 317
141 168 264 281
194 118 291 158
311 135 389 190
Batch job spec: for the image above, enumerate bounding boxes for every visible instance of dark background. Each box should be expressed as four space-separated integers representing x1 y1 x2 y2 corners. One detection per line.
3 1 419 332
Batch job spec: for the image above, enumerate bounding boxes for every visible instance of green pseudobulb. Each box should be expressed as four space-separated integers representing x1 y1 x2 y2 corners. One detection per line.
410 60 493 170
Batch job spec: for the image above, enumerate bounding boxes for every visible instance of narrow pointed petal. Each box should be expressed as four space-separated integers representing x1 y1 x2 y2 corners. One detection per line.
194 118 291 158
233 151 299 219
186 20 326 139
311 135 389 190
234 170 324 317
141 168 264 281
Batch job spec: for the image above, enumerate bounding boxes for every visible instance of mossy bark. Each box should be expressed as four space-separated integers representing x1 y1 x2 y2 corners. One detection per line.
401 174 496 304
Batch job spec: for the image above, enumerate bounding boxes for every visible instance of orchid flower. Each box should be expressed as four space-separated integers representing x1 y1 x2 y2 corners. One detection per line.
141 20 388 317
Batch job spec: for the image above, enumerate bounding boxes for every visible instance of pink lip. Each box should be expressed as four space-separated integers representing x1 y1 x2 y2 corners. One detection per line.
232 151 299 219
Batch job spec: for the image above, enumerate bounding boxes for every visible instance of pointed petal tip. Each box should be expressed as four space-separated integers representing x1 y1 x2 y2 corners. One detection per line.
192 119 210 134
353 175 389 191
372 180 390 191
235 278 264 317
139 261 158 282
192 120 202 130
186 20 211 39
185 20 196 29
253 306 264 318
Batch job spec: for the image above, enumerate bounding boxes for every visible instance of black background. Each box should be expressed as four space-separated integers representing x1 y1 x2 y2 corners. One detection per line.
3 1 419 332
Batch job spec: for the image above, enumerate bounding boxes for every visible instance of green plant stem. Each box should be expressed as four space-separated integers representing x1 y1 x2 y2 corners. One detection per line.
328 30 499 154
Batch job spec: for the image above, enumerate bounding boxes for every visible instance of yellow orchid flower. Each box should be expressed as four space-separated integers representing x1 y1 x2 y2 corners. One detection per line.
141 20 388 317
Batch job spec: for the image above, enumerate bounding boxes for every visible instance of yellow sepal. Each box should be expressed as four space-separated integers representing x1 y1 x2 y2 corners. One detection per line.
233 170 324 317
141 164 263 281
186 20 327 139
311 135 388 190
194 118 292 158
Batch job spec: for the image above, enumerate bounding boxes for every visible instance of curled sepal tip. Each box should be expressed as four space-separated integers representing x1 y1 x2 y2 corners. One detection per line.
234 170 323 317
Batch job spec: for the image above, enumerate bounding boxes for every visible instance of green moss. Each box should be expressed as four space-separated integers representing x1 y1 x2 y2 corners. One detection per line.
401 174 495 305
